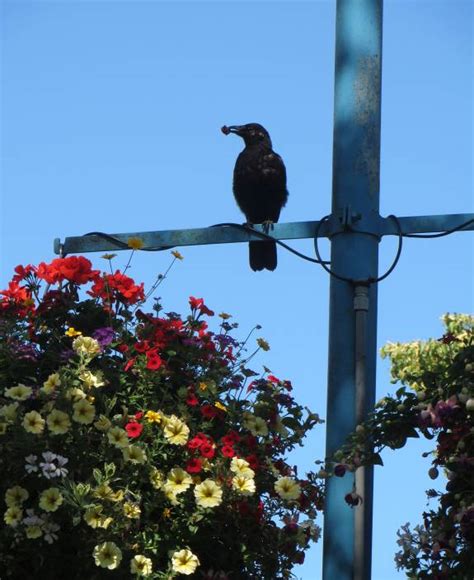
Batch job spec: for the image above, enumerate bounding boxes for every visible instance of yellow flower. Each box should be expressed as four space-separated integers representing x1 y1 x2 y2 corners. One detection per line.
123 502 141 519
4 506 23 526
171 549 200 575
65 387 87 401
5 384 32 401
107 426 129 448
127 237 144 250
72 335 101 357
194 479 223 508
218 312 231 320
102 253 117 260
94 484 124 503
274 476 301 501
41 373 61 395
243 413 268 437
214 401 227 412
93 541 122 570
164 468 192 496
0 402 19 421
94 414 112 431
149 468 164 490
230 457 255 478
5 485 29 507
79 370 104 389
65 327 82 337
163 415 189 445
84 505 113 529
130 554 153 576
25 525 43 539
171 250 184 260
122 444 147 464
232 475 256 496
47 409 71 435
198 382 208 392
39 488 63 512
257 337 270 351
23 410 45 435
72 399 96 424
144 410 162 423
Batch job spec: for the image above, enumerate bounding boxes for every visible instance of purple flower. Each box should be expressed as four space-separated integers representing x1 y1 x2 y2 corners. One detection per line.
9 342 38 361
93 327 115 347
60 349 74 363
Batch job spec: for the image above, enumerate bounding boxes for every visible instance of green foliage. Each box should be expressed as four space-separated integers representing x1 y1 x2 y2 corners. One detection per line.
331 314 474 578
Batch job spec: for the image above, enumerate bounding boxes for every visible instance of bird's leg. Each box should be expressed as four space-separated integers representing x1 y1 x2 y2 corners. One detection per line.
242 221 254 231
261 220 275 234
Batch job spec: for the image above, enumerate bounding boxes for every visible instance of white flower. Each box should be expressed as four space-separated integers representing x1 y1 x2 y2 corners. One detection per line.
43 521 60 544
39 452 69 479
25 454 39 474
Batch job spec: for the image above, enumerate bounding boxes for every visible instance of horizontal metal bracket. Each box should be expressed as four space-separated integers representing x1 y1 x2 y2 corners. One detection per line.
54 213 474 255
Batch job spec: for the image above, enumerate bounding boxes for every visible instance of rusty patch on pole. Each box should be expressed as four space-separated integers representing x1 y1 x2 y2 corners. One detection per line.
353 55 381 199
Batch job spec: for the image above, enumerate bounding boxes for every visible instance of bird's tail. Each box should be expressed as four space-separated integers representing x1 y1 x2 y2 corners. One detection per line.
249 241 277 271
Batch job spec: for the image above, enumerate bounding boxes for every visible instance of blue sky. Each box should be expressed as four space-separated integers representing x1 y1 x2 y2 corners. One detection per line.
1 1 472 578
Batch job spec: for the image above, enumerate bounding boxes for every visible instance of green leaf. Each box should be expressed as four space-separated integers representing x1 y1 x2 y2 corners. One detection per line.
371 453 384 466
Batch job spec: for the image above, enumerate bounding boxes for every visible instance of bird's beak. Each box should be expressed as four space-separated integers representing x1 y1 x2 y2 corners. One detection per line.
221 125 244 136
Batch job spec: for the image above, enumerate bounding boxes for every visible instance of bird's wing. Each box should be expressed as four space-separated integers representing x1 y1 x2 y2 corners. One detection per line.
257 151 287 188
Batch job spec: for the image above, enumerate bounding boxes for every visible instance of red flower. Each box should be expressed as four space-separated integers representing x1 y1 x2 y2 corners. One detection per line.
125 422 143 438
245 454 259 470
244 434 257 450
185 458 202 473
116 343 129 353
37 256 99 285
187 433 209 450
186 391 199 406
124 357 137 372
344 491 362 507
12 264 36 283
189 296 204 310
221 445 236 458
201 404 218 420
189 296 214 316
200 442 215 459
267 375 279 384
146 349 163 370
134 412 144 420
221 431 240 445
0 281 34 315
89 271 144 305
200 304 215 316
134 341 150 353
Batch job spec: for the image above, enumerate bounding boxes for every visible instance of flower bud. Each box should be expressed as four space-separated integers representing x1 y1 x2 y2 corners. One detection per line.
428 467 439 480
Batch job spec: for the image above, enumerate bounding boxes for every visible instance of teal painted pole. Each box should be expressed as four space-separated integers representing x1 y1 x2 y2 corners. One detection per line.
323 2 383 579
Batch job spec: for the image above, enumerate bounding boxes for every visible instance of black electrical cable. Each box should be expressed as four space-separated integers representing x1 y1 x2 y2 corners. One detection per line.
209 222 331 265
402 218 474 239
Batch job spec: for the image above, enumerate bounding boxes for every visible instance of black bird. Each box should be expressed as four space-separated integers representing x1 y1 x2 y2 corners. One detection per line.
222 123 288 271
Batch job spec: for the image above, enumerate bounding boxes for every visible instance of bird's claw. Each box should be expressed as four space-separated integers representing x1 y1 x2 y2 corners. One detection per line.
262 220 275 234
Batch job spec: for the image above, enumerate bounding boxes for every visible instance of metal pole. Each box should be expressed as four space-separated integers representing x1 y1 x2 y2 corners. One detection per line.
354 284 370 580
323 1 383 579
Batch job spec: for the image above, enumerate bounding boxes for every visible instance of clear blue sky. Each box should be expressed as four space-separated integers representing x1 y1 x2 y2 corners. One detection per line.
1 1 472 578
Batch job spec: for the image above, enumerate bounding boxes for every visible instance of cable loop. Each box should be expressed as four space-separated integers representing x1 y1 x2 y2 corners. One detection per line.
314 214 403 285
